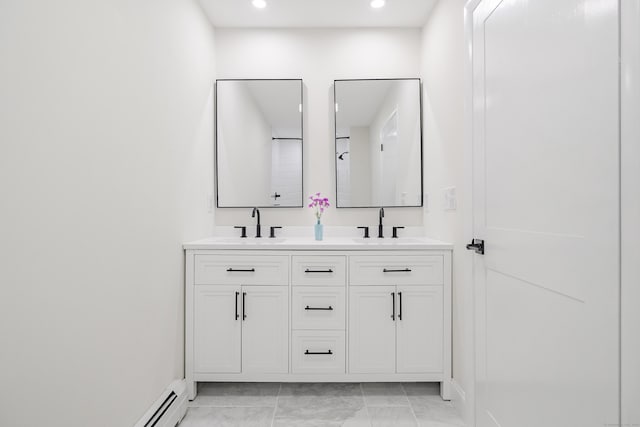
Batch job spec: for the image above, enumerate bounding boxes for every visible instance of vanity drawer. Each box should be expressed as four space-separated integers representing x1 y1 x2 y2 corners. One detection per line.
291 330 346 374
292 287 345 330
349 255 444 286
194 255 288 285
291 256 346 286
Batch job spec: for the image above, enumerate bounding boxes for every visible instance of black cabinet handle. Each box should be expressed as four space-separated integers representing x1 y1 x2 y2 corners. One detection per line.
383 268 412 273
242 292 247 320
304 268 334 273
304 305 333 311
227 268 255 272
235 291 239 320
398 292 402 320
304 350 333 355
391 292 395 320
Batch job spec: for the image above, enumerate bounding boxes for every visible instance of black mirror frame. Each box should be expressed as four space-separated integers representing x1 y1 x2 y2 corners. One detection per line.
215 78 304 209
333 78 424 209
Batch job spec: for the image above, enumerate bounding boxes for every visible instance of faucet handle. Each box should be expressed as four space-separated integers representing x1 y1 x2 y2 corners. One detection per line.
270 226 282 238
392 226 404 239
234 226 247 238
357 226 370 238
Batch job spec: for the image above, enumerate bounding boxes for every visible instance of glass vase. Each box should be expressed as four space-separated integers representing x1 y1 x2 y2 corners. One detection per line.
314 221 323 241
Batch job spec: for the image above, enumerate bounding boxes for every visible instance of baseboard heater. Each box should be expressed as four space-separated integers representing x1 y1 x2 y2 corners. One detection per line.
134 380 187 427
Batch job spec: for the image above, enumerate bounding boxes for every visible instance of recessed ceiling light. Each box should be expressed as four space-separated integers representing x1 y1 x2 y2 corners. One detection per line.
252 0 267 9
370 0 385 8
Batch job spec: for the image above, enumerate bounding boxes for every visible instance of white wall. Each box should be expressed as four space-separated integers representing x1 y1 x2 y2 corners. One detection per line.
214 28 424 227
0 1 215 426
217 82 272 206
420 0 473 423
349 127 371 206
368 81 422 206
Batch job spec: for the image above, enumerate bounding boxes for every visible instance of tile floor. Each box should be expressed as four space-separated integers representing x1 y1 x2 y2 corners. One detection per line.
180 382 465 427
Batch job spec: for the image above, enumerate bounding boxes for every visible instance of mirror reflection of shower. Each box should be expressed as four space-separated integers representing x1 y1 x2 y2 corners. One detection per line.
336 135 351 206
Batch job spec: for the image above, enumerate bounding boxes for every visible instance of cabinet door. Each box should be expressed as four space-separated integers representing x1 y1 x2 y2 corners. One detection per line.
194 285 241 373
348 286 396 373
241 286 289 373
396 286 443 373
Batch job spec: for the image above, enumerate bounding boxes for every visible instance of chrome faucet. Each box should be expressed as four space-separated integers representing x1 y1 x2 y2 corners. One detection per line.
251 207 261 238
378 207 385 238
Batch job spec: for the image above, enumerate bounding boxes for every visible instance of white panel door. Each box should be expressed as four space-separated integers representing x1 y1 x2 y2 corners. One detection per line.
396 286 443 374
472 1 620 426
193 286 241 373
348 286 396 374
241 286 288 373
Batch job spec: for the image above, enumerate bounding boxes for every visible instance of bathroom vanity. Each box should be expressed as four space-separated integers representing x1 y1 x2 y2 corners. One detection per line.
183 237 452 401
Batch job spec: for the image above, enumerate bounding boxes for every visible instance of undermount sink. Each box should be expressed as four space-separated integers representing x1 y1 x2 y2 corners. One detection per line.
217 237 287 244
351 238 424 244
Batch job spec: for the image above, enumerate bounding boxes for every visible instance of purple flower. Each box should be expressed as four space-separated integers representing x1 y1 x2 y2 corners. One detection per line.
308 192 330 220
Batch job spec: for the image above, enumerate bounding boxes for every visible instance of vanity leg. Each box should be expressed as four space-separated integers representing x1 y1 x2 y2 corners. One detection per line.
440 380 451 401
185 250 196 401
187 380 196 401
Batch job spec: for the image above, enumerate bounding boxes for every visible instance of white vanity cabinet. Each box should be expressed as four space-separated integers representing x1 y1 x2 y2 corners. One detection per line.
194 285 289 374
193 285 242 374
349 285 443 373
349 255 445 375
184 238 452 401
290 255 347 375
191 254 289 378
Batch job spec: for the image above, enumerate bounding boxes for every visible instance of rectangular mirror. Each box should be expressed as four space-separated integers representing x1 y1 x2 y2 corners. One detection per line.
216 79 303 208
334 78 423 208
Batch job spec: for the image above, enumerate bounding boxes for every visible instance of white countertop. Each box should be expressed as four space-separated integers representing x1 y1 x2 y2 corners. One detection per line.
183 236 453 251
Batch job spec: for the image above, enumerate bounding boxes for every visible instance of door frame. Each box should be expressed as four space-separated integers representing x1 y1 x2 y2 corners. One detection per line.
463 2 482 426
621 1 640 426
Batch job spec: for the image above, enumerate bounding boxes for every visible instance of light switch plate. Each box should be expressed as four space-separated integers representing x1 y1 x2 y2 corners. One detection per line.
443 187 457 211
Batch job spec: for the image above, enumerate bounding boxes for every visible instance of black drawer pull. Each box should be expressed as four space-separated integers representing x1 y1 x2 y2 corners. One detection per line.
383 268 412 273
304 269 334 273
304 305 333 311
304 350 333 355
227 268 255 272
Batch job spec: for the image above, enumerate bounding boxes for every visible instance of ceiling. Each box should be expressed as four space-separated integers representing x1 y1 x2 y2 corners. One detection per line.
335 80 394 127
198 0 438 28
244 81 302 136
